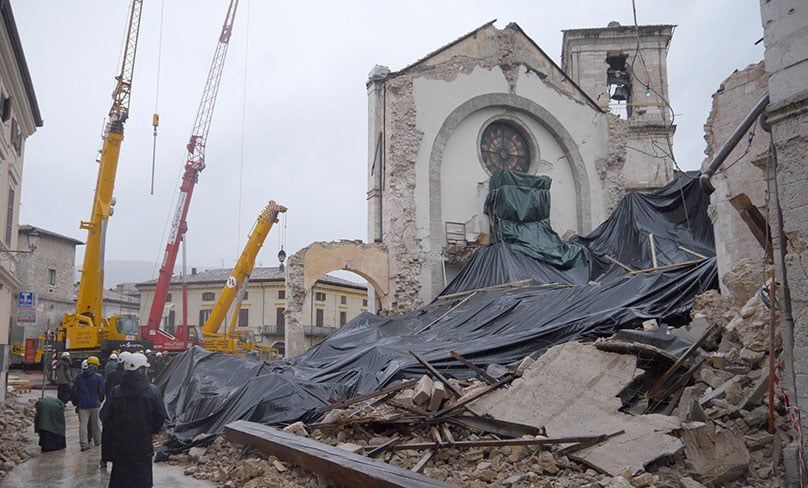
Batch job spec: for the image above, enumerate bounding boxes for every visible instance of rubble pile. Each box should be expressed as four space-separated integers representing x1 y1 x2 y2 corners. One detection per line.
166 275 789 487
165 434 320 488
0 391 37 480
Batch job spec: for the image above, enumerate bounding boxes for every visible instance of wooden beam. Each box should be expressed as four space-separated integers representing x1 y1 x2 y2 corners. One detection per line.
416 293 476 335
605 255 636 273
678 245 708 260
387 432 623 451
449 351 497 385
648 323 719 398
628 258 705 275
225 420 457 488
317 379 418 413
649 233 658 269
436 279 534 300
729 193 773 262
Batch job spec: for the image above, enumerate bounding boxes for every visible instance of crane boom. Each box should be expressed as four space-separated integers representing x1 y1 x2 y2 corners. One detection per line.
62 0 145 354
146 0 240 336
202 201 286 337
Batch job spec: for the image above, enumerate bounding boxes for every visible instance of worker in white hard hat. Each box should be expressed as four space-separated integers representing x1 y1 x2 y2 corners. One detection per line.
53 352 73 403
101 352 167 486
104 353 119 379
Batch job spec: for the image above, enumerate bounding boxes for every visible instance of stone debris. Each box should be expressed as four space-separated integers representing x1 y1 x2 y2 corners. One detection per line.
0 391 38 481
157 279 788 487
0 262 783 487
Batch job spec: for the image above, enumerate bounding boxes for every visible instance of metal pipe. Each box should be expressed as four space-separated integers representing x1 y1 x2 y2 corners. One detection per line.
699 93 769 194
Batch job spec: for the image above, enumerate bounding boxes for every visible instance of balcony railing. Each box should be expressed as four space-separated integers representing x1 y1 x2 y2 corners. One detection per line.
303 325 338 337
262 324 338 337
262 324 285 337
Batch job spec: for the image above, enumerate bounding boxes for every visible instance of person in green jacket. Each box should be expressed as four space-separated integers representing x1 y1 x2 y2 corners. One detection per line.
104 352 119 379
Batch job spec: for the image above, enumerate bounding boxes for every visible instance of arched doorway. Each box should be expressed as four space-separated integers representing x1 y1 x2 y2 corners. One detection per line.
285 241 388 358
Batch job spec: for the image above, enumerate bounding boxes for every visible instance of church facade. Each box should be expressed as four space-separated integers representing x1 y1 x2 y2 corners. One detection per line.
366 21 676 312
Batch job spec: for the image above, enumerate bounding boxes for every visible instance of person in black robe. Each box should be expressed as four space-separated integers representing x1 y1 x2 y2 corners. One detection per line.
100 353 167 488
100 351 129 467
34 396 66 452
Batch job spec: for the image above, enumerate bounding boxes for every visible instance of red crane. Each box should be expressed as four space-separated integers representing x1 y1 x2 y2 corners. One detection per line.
142 0 240 352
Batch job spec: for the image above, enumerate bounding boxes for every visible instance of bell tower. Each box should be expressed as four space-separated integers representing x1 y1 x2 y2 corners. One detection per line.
562 22 676 191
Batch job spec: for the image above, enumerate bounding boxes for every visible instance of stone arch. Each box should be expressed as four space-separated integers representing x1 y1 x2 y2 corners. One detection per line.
284 241 388 358
426 93 593 295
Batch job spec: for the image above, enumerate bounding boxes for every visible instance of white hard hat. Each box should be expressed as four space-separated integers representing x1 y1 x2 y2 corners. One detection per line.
155 352 162 357
145 349 152 354
81 359 89 370
125 353 150 371
61 352 70 358
109 353 118 360
118 351 133 368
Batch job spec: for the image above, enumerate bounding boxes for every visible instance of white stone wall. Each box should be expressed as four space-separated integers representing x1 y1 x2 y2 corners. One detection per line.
702 62 769 301
759 0 808 470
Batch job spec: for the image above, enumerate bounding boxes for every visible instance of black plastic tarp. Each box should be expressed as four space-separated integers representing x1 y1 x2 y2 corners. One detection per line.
157 173 717 447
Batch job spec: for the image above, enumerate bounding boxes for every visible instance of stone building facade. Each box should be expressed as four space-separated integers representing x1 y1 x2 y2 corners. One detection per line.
367 21 675 312
758 0 808 477
0 2 41 398
137 267 368 352
10 226 81 348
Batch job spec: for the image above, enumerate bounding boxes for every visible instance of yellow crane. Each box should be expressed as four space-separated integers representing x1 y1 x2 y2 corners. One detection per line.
58 0 150 359
202 201 286 361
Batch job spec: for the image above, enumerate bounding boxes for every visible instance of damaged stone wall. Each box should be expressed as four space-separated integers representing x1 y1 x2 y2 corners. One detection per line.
759 0 808 479
284 241 389 358
702 62 770 302
599 114 629 215
369 22 614 310
381 75 426 314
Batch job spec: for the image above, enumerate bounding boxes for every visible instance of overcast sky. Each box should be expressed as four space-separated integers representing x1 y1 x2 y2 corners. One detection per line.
11 1 763 284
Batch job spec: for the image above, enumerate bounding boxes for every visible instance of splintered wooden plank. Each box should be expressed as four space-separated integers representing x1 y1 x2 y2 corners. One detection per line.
224 420 458 488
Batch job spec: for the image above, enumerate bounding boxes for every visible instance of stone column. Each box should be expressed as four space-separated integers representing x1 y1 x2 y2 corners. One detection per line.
759 0 808 482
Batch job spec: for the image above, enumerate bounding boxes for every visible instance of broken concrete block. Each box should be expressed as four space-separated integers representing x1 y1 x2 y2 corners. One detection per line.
739 348 766 366
501 472 527 486
631 473 657 487
699 376 742 407
335 442 363 454
516 356 535 376
697 367 734 389
743 405 770 428
428 381 447 412
321 408 349 424
471 341 682 476
679 421 750 485
705 352 726 369
674 387 707 422
282 421 309 437
603 476 633 488
642 319 658 332
412 375 434 406
723 379 745 405
485 363 510 379
678 476 707 488
744 431 774 449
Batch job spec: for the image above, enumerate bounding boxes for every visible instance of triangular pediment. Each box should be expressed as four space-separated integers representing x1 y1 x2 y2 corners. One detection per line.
391 21 602 112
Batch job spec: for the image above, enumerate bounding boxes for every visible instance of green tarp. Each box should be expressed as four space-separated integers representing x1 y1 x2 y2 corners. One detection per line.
484 171 587 268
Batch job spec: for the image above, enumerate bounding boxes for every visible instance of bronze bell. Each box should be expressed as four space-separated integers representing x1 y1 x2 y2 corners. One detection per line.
611 85 629 102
